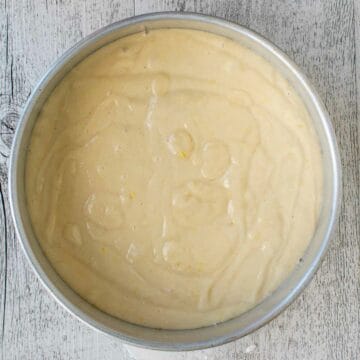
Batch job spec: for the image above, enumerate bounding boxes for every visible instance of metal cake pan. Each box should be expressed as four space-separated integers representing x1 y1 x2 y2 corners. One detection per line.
9 12 341 351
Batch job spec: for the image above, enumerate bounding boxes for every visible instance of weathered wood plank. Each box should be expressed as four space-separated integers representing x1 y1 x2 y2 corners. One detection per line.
0 0 359 359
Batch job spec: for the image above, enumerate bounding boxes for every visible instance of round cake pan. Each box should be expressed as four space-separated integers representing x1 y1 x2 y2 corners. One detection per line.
9 12 341 351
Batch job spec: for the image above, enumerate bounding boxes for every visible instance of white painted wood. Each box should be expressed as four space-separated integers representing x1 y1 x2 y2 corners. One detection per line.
1 1 359 359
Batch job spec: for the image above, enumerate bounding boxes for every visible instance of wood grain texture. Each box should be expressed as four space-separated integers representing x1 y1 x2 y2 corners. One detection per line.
1 1 359 359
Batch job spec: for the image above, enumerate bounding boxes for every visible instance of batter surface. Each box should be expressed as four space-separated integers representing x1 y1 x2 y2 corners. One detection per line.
26 29 322 329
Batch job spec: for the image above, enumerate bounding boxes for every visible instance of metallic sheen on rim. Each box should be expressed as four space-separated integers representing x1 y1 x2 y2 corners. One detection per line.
9 12 341 351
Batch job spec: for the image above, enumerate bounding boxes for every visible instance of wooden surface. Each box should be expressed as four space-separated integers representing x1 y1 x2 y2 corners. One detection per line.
1 1 359 359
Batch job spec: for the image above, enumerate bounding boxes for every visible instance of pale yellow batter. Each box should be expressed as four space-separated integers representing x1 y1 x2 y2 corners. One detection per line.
26 29 322 329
